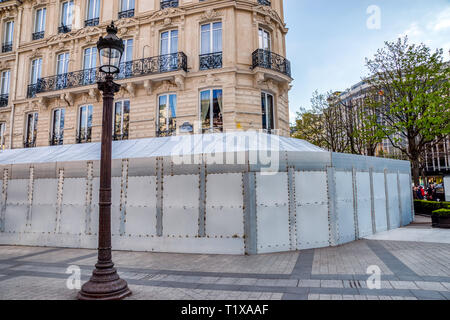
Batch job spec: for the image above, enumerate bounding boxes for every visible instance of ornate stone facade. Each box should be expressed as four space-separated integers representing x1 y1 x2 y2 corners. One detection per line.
0 0 291 150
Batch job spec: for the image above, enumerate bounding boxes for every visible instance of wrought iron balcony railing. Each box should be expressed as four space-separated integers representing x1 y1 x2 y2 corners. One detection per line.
2 42 12 53
160 0 178 9
257 0 271 6
32 52 187 95
58 25 71 34
24 138 36 149
32 31 45 40
85 18 99 27
252 49 291 78
157 128 177 137
0 94 8 107
27 84 37 98
199 52 222 71
113 133 128 141
77 130 92 144
118 9 134 19
50 135 64 146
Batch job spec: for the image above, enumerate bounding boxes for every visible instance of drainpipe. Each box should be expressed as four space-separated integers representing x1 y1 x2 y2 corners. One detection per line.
9 6 23 150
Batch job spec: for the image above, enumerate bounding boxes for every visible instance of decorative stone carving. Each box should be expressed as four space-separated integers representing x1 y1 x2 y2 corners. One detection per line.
174 75 185 91
143 80 153 95
199 9 222 22
126 83 136 97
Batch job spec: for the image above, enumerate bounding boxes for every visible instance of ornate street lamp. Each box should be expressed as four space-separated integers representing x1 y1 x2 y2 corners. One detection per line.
78 21 131 300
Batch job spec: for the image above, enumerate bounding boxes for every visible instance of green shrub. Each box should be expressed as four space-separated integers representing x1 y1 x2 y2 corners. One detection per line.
432 209 450 217
414 200 447 215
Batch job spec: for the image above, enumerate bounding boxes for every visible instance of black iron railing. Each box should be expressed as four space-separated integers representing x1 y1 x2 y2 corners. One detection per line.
118 9 134 19
157 128 176 137
2 42 12 53
27 84 38 98
58 25 71 33
24 138 36 149
32 52 187 95
258 0 271 6
50 135 64 146
77 130 92 144
252 49 291 78
160 0 178 9
32 31 45 40
85 18 99 27
199 52 222 70
113 133 128 141
0 94 8 107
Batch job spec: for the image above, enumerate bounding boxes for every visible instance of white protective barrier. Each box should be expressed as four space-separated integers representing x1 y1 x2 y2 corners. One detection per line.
0 133 414 255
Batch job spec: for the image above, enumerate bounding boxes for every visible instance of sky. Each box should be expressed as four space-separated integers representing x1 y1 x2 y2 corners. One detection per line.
285 0 450 123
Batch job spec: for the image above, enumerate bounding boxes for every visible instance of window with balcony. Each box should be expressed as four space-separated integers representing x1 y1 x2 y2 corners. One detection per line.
28 58 42 98
86 0 100 27
0 70 10 107
158 94 177 137
258 0 271 6
160 30 178 72
118 39 133 79
25 112 38 148
200 22 222 70
261 92 274 133
33 8 46 40
119 0 135 19
78 105 93 143
51 108 65 146
56 52 70 90
60 1 73 33
83 47 97 85
3 21 14 53
200 89 223 133
113 100 130 141
160 0 179 10
0 122 6 151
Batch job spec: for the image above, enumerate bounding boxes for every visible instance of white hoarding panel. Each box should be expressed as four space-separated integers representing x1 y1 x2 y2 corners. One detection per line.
295 171 330 249
445 176 450 202
256 173 290 253
5 205 27 233
60 205 84 235
356 172 373 237
373 172 387 232
62 179 86 204
163 175 199 237
335 171 356 244
31 205 55 233
125 176 157 236
206 173 244 238
7 180 28 205
399 174 412 225
34 179 58 205
387 173 401 228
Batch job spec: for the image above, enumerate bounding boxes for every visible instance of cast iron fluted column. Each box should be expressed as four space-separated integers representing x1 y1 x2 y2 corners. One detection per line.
78 74 131 300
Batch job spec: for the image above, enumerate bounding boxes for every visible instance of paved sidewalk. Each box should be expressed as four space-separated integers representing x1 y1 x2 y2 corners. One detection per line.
0 226 449 300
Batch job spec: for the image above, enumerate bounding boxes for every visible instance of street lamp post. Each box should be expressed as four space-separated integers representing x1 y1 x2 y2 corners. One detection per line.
78 21 131 300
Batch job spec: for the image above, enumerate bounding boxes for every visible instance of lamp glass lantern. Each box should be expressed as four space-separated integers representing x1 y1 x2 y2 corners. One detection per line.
97 22 124 75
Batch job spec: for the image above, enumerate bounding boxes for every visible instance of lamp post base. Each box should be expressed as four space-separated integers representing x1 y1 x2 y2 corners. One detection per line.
78 263 132 300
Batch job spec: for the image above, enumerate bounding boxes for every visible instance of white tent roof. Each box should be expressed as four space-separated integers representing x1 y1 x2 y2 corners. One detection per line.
0 132 325 165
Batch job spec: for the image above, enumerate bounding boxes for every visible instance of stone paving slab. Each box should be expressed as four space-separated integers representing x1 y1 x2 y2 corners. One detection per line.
0 238 449 300
312 241 393 275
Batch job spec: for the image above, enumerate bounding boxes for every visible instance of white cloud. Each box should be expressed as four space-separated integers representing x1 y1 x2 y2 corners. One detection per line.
398 7 450 57
428 7 450 32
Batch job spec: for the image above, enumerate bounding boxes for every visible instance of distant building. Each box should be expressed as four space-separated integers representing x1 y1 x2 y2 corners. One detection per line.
332 79 450 186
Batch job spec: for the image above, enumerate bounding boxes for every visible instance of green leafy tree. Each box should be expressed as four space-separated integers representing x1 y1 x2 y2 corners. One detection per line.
292 90 349 152
364 37 450 184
